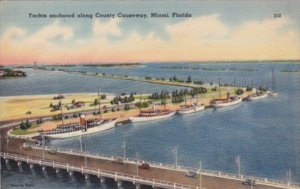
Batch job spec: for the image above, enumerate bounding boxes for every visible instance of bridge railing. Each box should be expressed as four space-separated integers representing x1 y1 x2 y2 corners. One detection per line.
0 152 198 189
30 144 300 188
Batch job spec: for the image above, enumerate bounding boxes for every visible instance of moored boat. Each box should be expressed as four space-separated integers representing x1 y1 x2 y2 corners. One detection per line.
130 109 176 123
210 92 242 108
268 91 278 96
40 117 117 139
177 94 205 114
177 103 205 114
247 90 268 100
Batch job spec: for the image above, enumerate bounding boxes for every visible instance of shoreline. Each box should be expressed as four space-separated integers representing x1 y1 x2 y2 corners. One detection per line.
3 90 251 133
0 92 116 99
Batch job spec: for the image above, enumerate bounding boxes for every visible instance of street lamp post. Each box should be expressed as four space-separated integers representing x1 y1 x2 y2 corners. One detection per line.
136 152 139 176
236 154 241 177
6 136 9 153
173 146 178 169
84 149 87 168
42 135 45 160
123 141 126 160
199 161 202 189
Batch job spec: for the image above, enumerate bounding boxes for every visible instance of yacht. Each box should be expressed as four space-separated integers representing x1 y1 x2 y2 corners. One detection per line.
40 118 117 139
247 90 268 100
210 92 242 108
130 109 175 123
177 104 205 114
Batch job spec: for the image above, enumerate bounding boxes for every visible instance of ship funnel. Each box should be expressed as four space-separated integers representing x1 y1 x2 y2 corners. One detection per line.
227 92 230 99
80 115 86 126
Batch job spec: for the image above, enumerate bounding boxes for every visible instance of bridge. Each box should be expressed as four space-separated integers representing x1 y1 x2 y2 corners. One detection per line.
1 124 299 189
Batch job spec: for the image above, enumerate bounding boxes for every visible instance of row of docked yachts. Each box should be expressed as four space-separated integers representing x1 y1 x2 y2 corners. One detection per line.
40 90 276 139
128 89 278 123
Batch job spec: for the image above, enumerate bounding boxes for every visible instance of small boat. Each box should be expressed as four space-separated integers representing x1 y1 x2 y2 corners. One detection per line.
268 91 278 96
130 92 175 123
210 92 242 108
40 117 117 139
178 104 205 114
177 94 205 114
247 90 268 100
130 109 176 123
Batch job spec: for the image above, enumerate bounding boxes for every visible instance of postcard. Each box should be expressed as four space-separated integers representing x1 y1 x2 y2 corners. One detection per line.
0 1 299 189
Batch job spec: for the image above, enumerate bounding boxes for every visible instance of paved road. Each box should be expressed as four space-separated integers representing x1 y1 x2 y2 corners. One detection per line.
1 125 294 189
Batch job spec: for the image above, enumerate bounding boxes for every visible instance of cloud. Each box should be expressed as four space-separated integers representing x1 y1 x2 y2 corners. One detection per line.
0 15 299 65
166 15 229 40
29 20 74 42
1 27 27 42
92 19 122 37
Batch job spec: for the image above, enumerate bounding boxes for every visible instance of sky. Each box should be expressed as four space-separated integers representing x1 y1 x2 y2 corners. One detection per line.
0 0 300 65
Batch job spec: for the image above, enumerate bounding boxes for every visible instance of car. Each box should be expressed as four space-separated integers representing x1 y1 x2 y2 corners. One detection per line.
113 158 124 165
242 179 256 186
138 163 150 169
47 149 57 154
185 171 198 178
22 143 31 150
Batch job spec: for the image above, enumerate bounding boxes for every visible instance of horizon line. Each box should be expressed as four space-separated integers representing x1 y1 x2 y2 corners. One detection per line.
1 59 300 66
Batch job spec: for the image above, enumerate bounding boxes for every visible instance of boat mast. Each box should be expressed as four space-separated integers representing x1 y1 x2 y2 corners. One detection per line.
251 80 253 95
139 93 142 114
164 90 167 110
184 94 187 107
234 76 236 88
98 89 102 120
272 69 276 92
60 100 64 125
218 77 221 97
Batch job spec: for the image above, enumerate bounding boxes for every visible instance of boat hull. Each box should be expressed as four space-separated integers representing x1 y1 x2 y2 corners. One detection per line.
211 97 242 108
268 91 278 96
248 93 268 100
43 119 117 139
130 111 176 123
177 105 205 114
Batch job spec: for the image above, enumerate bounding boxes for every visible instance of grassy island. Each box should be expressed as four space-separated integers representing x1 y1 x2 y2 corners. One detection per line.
0 68 27 78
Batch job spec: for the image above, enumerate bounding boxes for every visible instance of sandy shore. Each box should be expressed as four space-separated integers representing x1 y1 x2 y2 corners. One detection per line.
0 93 115 121
29 92 246 132
2 89 251 132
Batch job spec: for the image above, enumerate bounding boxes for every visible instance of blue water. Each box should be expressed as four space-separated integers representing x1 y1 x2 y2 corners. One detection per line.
1 62 300 188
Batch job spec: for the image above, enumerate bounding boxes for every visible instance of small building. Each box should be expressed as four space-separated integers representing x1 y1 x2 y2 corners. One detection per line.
53 95 65 100
75 101 85 108
66 104 74 110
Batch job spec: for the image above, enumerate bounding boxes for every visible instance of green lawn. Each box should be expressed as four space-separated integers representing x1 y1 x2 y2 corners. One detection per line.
10 124 39 136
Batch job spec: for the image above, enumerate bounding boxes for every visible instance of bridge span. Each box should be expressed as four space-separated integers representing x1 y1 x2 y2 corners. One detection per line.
1 125 299 189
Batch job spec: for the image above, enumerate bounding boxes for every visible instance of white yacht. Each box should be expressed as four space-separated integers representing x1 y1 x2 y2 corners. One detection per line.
40 118 117 139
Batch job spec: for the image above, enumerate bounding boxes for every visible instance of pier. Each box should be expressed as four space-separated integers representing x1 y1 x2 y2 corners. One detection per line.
1 123 299 189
